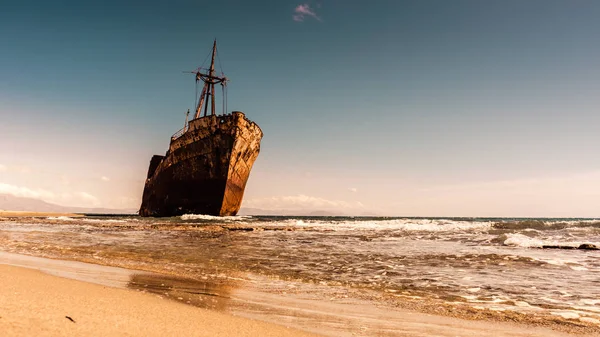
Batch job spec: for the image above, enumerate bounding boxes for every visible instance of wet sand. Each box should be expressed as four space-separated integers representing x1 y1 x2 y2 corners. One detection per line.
0 252 586 337
0 264 318 337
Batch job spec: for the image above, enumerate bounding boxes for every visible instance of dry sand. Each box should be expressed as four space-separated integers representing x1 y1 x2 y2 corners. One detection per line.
0 211 83 218
0 264 318 337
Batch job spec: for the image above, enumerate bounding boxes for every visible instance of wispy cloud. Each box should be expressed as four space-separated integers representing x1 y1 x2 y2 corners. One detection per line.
0 164 6 172
0 182 102 207
101 176 110 182
348 187 358 193
293 3 322 22
0 182 56 200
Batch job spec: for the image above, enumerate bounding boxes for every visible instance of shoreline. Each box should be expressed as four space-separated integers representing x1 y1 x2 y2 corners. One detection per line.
0 263 318 337
0 251 587 337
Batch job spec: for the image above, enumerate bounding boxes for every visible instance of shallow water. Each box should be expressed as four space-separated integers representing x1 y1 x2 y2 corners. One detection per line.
1 215 599 333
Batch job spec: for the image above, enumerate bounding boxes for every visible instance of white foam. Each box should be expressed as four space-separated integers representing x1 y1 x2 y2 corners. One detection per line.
503 233 544 248
278 218 492 232
46 216 76 221
551 311 580 319
503 233 600 249
81 219 128 223
514 301 532 307
579 299 600 306
45 216 128 223
540 297 562 304
181 214 252 221
573 306 600 313
580 317 600 325
546 219 600 226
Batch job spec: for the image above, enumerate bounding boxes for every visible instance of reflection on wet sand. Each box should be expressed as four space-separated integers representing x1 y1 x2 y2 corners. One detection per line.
0 251 136 288
0 251 236 312
128 273 234 311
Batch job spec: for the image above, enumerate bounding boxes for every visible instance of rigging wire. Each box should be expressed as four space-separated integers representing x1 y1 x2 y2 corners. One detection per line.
190 47 213 117
216 44 225 76
199 47 212 71
195 79 198 116
215 44 228 114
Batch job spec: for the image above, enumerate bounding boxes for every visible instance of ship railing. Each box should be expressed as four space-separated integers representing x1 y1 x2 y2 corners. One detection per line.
171 127 186 140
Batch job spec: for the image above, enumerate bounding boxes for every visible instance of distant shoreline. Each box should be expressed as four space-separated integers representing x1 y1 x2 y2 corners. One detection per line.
0 211 84 218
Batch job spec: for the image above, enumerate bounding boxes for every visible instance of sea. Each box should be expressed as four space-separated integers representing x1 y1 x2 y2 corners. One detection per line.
1 215 599 335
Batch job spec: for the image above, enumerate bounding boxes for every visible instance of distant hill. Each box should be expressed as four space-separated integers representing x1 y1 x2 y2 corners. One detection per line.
0 194 137 214
0 194 376 217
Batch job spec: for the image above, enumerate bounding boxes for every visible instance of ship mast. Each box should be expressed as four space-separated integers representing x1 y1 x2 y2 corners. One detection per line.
193 40 227 119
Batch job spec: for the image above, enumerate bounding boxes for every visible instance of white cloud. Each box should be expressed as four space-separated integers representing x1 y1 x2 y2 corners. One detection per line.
101 176 110 182
0 182 102 207
0 182 56 200
348 187 358 193
293 3 322 22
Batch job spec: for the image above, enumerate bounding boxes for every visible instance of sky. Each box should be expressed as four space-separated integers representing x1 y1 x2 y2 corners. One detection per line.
1 0 600 217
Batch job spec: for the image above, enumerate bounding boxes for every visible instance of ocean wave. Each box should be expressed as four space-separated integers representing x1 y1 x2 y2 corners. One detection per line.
46 216 77 221
494 219 600 231
278 218 492 232
502 233 546 248
81 219 128 223
46 216 127 223
502 233 600 249
180 214 252 221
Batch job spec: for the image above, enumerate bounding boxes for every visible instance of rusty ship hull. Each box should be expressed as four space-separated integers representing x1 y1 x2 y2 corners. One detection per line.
139 111 262 217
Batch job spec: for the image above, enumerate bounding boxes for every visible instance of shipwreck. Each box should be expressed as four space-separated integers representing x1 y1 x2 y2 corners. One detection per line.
139 41 263 217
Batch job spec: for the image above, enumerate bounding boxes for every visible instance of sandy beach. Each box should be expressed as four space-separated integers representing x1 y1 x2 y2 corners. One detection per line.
0 264 317 337
0 256 587 337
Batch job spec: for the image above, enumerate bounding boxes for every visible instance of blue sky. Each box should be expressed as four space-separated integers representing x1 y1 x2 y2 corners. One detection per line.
1 1 600 216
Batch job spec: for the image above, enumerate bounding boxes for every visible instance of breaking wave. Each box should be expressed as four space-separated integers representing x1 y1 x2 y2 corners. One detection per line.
502 233 600 249
493 219 600 231
180 214 252 221
46 216 77 221
46 216 127 223
81 218 128 223
280 218 492 232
